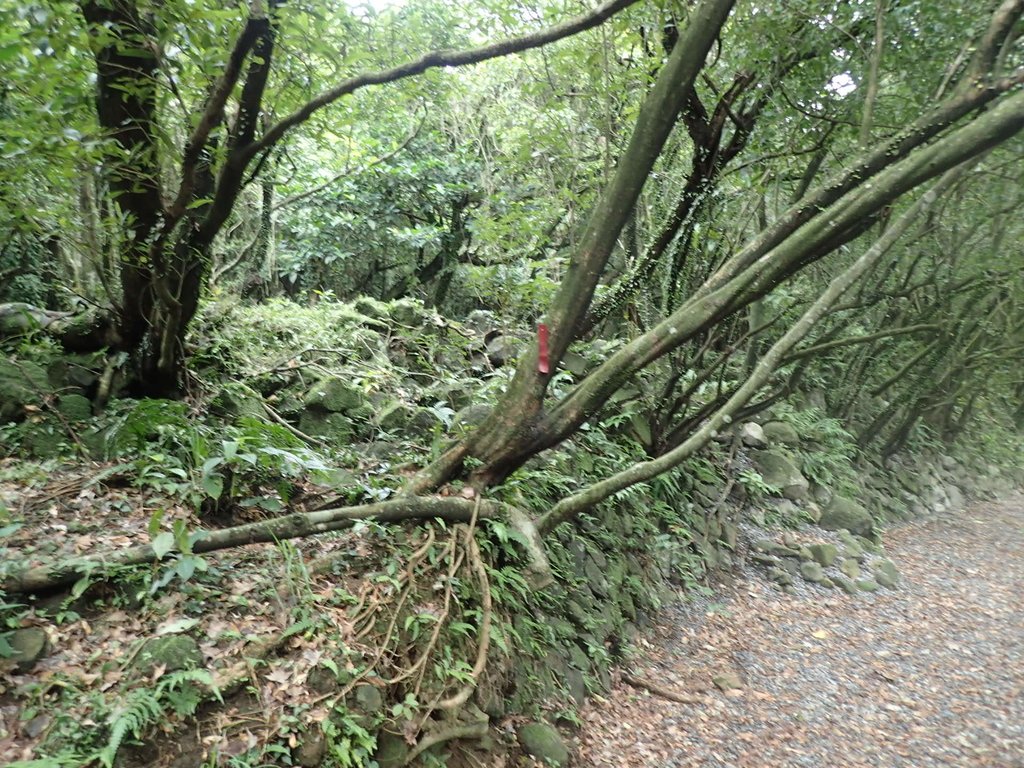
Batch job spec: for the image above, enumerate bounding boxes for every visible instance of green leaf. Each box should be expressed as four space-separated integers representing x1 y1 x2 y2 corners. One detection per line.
202 472 224 499
151 532 175 559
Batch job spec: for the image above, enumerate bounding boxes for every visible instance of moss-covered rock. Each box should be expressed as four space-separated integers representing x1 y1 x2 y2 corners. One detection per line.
304 379 369 414
818 496 874 537
518 722 570 767
840 558 861 580
872 558 900 588
833 575 858 595
762 421 801 446
0 359 49 422
210 382 265 420
299 411 354 441
799 561 825 583
131 635 202 673
7 627 49 670
56 393 92 421
751 450 809 501
373 732 409 768
806 543 838 567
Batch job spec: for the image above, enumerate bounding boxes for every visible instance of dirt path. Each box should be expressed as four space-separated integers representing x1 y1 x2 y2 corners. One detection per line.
576 494 1024 767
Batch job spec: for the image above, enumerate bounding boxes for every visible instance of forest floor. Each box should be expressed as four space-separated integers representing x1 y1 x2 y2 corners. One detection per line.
576 493 1024 768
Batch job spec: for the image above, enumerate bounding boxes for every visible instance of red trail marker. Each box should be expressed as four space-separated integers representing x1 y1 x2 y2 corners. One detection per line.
537 323 550 374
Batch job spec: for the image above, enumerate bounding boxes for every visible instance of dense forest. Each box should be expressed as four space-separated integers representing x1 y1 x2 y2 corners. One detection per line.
1 0 1022 765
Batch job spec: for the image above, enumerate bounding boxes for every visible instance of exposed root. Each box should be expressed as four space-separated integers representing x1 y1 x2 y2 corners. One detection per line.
621 672 705 705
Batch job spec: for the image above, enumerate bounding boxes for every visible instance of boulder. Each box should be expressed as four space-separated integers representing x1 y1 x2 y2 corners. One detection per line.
0 359 48 423
818 496 874 537
56 393 93 421
518 722 570 767
762 421 801 446
945 484 965 509
840 558 861 580
6 627 49 670
806 543 838 567
712 671 744 691
856 579 880 593
752 450 809 501
872 559 900 589
799 561 825 583
740 422 767 448
373 732 410 768
210 383 265 420
304 379 369 414
833 575 858 595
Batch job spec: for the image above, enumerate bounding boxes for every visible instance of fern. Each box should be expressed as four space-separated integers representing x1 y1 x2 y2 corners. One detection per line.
98 688 164 767
95 670 221 767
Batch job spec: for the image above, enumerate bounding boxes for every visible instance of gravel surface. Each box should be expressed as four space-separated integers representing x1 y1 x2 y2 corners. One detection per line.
577 494 1024 767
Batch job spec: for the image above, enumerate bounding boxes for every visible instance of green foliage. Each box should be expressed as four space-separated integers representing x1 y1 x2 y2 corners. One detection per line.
772 404 860 495
737 468 781 502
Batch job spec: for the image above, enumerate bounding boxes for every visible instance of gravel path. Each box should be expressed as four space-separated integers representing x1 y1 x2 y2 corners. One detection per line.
577 494 1024 767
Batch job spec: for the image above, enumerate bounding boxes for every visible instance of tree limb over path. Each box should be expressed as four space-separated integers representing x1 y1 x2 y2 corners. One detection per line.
1 496 555 594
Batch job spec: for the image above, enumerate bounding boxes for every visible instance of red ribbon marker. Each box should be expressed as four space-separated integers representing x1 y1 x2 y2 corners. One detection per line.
537 323 550 374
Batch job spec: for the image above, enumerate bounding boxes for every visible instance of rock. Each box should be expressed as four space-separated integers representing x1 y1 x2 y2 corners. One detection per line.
0 359 48 423
782 532 799 549
518 722 570 767
585 558 610 598
872 559 900 588
373 732 410 768
819 577 835 589
56 393 92 421
799 561 825 583
840 558 861 580
712 671 744 691
299 411 354 441
294 728 326 767
389 298 431 326
720 521 738 550
946 484 965 509
376 402 436 436
751 552 778 567
765 542 801 559
453 403 491 431
805 501 822 524
806 543 838 567
210 383 264 420
810 483 833 506
565 667 587 706
304 379 369 414
768 567 793 586
818 496 874 537
740 422 767 448
833 575 858 595
132 636 202 673
353 684 384 714
752 450 809 501
762 421 800 446
838 530 865 559
6 627 49 670
856 579 880 593
307 665 340 694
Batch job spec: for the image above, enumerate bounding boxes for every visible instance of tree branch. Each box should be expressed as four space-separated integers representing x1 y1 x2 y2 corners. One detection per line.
245 0 642 164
